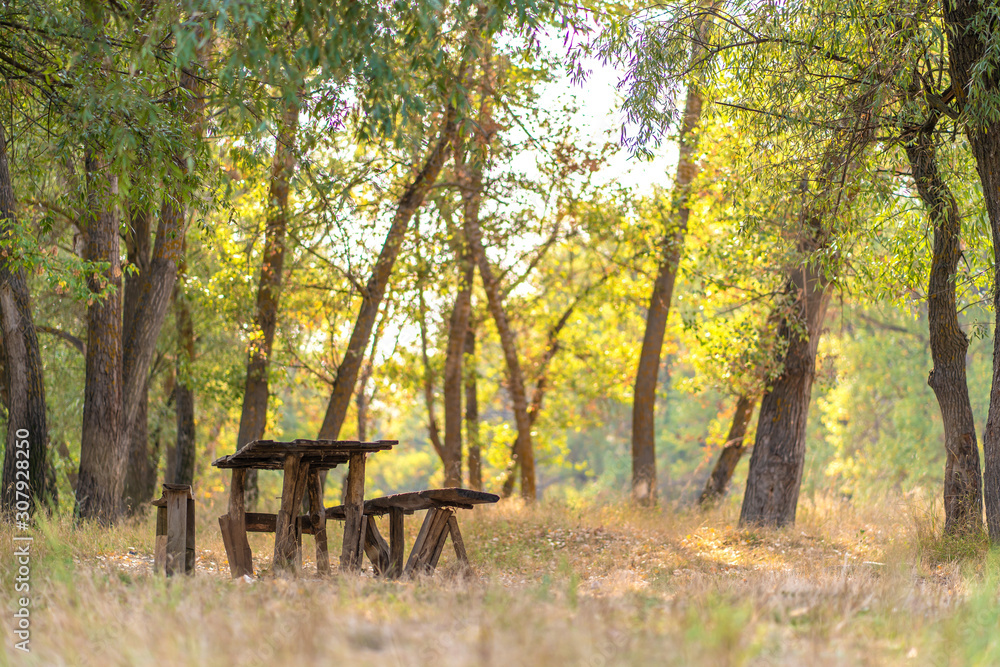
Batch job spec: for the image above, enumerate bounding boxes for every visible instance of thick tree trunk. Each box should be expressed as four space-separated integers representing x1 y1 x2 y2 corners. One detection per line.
631 75 705 506
906 123 983 535
317 108 458 440
698 395 755 506
943 0 1000 541
237 101 298 507
76 147 124 523
121 54 205 511
464 325 481 491
739 231 832 527
0 120 49 516
173 265 196 486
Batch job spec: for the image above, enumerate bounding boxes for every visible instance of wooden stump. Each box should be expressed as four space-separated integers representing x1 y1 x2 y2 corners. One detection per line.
152 484 196 576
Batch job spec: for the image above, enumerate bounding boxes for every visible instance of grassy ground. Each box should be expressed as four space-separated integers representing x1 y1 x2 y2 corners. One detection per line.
1 492 998 666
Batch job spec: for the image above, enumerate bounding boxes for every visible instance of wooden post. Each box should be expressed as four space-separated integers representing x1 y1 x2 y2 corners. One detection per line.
165 486 188 576
186 496 196 573
153 484 196 576
223 469 254 577
273 454 308 573
154 505 167 572
340 452 366 572
307 471 330 574
389 507 404 578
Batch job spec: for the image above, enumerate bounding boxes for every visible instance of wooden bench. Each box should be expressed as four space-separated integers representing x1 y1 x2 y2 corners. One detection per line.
325 488 500 577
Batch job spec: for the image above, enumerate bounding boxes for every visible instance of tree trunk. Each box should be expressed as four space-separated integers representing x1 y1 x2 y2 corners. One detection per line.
698 395 755 506
0 120 49 517
120 51 205 512
356 360 373 442
443 152 478 487
943 0 1000 541
355 307 385 442
631 75 704 506
739 228 832 527
498 276 611 497
466 218 536 499
417 284 445 460
173 263 196 487
237 101 298 507
464 325 481 491
905 122 983 535
317 107 458 440
76 147 124 523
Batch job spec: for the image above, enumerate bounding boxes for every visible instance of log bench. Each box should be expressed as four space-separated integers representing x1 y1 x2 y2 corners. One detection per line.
325 488 500 577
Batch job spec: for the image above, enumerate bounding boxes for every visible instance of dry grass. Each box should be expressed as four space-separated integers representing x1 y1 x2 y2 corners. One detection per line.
2 492 998 666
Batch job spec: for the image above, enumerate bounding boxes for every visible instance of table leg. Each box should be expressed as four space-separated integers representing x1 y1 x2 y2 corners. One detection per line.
307 470 330 574
273 455 309 573
340 452 366 572
220 469 254 578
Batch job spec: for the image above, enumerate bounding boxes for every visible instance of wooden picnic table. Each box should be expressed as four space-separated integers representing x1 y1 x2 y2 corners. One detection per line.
211 438 396 576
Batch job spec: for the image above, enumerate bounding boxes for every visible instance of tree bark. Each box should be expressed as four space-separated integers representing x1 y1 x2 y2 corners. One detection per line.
317 107 458 440
498 276 611 497
464 325 481 490
173 260 196 487
237 101 298 507
631 67 705 506
905 121 983 535
465 215 536 499
943 0 1000 541
739 221 832 527
698 395 756 506
120 50 205 512
0 120 49 516
76 146 124 523
356 359 373 442
443 151 478 487
417 283 445 460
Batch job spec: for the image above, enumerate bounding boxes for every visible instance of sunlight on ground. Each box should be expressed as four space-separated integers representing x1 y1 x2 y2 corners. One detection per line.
2 494 997 666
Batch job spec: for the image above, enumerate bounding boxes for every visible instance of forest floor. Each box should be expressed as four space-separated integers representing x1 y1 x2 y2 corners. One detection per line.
1 491 996 666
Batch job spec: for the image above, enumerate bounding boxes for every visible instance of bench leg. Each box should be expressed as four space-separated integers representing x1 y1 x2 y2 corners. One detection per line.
307 471 330 574
427 509 455 570
404 508 453 576
273 455 309 573
447 515 469 566
223 469 254 578
364 517 391 575
340 452 366 572
389 507 405 578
